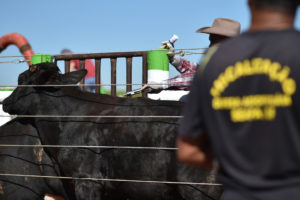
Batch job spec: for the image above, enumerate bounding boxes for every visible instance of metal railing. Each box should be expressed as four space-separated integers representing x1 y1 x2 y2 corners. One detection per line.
53 51 148 97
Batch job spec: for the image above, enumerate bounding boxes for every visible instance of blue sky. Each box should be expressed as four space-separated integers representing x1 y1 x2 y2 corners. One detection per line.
1 0 300 90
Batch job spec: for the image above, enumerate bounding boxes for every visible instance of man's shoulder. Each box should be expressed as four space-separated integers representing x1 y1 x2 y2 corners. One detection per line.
221 29 300 47
212 29 300 60
198 29 300 77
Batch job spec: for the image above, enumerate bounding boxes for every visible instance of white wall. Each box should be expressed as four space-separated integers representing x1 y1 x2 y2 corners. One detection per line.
148 90 189 101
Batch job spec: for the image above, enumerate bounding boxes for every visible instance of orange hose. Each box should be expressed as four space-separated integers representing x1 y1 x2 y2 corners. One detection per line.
0 33 35 66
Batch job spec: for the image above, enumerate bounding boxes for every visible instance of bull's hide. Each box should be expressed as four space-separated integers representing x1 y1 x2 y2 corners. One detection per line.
3 63 222 200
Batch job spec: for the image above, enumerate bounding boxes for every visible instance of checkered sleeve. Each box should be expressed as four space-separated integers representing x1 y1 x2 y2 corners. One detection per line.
164 57 199 90
171 55 198 74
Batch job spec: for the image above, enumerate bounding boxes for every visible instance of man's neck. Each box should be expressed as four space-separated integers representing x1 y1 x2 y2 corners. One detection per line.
249 9 295 31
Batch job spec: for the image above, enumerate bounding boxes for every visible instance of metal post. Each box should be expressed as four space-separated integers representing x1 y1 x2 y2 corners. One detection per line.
95 59 101 94
65 60 70 73
142 52 148 98
79 59 85 90
111 58 117 96
126 57 133 96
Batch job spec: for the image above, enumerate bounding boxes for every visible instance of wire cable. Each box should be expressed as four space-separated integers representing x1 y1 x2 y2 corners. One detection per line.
0 59 27 64
0 173 222 186
0 144 178 150
0 114 182 118
0 81 194 88
0 83 147 88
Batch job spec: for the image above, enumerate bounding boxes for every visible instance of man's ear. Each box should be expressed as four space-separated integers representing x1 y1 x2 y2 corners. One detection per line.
62 69 87 84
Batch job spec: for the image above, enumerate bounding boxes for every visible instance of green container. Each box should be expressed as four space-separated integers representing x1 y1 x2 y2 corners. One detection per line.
147 48 169 71
100 87 106 94
0 88 13 91
31 54 53 65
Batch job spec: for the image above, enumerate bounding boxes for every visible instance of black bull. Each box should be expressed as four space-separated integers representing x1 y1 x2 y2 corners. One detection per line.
3 63 222 200
0 117 67 199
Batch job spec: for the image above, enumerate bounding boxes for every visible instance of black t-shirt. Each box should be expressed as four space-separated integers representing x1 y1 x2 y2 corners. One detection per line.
179 29 300 200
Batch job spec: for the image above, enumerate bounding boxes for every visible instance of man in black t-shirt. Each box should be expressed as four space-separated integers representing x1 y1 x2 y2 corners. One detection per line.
177 0 300 200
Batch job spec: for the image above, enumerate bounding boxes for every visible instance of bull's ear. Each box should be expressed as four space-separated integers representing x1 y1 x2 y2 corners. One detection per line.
62 69 87 84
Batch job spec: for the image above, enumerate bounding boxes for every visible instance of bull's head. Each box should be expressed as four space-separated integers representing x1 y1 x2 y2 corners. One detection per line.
3 62 87 115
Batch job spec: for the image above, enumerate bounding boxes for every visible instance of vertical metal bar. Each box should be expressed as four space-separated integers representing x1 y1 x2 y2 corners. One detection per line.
79 59 85 90
111 58 117 96
65 60 70 73
79 59 85 70
142 52 148 98
54 60 57 66
95 59 101 94
126 57 132 96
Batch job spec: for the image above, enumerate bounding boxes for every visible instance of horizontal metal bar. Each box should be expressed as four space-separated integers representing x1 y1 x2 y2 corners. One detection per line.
54 51 148 60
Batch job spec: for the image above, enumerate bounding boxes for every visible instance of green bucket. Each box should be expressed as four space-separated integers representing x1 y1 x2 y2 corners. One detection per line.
147 48 169 82
147 48 169 71
0 88 13 91
31 54 53 65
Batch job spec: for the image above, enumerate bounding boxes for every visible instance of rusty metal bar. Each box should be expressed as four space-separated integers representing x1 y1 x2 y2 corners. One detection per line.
95 59 101 94
54 51 147 61
142 52 148 98
110 58 117 96
79 59 85 70
79 60 85 90
126 57 132 95
64 60 70 73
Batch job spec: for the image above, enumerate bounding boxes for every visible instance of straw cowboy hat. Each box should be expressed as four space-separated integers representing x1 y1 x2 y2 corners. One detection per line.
196 18 241 37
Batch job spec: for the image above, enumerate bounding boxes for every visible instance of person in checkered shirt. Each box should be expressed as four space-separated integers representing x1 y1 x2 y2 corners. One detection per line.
145 18 241 91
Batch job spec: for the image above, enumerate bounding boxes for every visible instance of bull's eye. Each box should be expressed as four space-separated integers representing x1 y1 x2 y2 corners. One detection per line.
30 65 38 72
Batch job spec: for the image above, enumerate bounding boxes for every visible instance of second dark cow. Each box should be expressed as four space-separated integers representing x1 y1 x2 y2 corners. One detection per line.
0 117 67 200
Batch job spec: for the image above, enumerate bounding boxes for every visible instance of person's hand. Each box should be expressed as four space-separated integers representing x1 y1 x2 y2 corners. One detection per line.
160 41 175 62
160 41 173 50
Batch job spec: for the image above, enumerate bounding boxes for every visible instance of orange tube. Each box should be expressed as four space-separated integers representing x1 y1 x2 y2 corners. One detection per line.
0 33 35 66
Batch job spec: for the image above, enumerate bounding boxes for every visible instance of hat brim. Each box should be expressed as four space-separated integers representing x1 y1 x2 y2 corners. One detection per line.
196 27 237 37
